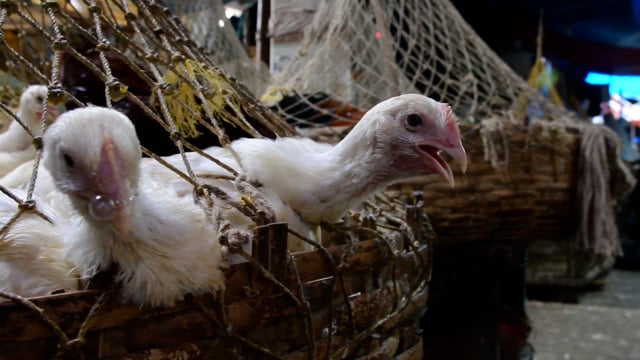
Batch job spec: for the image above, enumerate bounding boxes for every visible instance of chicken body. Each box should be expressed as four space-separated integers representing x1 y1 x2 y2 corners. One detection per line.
0 189 78 298
0 85 58 177
235 94 467 221
43 107 224 307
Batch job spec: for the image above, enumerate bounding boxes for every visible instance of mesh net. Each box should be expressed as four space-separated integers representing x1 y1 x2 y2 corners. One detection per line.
0 0 429 357
266 0 574 125
165 0 273 97
265 0 636 258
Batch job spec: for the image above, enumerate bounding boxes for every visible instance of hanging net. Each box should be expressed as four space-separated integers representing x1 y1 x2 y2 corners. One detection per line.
0 0 430 358
165 0 273 97
267 0 635 260
266 0 575 125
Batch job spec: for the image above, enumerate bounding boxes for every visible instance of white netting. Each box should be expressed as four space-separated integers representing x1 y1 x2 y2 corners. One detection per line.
266 0 574 125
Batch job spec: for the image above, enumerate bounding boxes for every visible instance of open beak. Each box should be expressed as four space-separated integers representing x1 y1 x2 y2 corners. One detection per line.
89 132 133 236
445 143 468 174
417 142 467 187
442 103 468 173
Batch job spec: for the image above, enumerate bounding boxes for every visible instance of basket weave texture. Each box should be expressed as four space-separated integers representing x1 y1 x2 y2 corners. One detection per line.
389 122 579 245
0 196 432 360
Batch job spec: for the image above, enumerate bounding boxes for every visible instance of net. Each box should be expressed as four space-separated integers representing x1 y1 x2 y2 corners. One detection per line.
266 0 573 125
165 0 273 97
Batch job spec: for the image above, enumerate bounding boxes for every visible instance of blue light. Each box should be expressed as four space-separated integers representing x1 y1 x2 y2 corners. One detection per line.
610 77 640 99
584 72 611 85
584 72 640 99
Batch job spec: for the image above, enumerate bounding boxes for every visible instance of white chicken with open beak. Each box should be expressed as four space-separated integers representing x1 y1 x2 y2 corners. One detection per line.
143 93 467 251
0 85 59 177
42 106 225 308
231 93 468 223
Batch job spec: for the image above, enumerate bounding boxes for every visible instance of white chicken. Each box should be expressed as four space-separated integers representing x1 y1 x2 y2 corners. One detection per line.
4 93 466 256
144 93 467 250
42 106 225 308
0 189 78 298
0 85 58 177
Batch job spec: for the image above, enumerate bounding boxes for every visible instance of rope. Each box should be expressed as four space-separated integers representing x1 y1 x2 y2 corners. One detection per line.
576 125 633 256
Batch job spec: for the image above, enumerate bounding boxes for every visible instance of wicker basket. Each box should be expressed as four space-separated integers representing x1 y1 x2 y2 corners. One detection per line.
0 195 432 360
388 121 580 245
388 120 632 287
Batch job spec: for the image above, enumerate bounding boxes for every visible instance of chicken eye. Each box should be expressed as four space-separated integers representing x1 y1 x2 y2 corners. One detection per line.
35 95 43 103
62 153 75 168
405 113 423 130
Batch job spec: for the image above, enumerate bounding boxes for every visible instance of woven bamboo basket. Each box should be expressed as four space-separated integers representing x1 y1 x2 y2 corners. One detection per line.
388 120 632 286
388 122 580 245
526 238 616 287
0 194 432 360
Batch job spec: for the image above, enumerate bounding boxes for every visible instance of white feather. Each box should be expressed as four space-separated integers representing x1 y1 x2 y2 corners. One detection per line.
0 189 78 299
4 94 465 281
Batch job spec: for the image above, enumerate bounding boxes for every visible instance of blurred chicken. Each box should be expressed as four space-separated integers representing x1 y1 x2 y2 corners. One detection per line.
0 85 58 177
0 189 78 298
42 106 225 307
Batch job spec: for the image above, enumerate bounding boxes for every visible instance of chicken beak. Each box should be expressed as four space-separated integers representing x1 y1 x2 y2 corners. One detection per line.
442 145 467 188
438 159 456 188
444 143 468 175
90 132 133 236
415 142 465 188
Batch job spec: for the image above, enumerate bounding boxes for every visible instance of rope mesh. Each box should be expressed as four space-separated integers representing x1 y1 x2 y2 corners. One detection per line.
166 0 272 97
266 0 573 125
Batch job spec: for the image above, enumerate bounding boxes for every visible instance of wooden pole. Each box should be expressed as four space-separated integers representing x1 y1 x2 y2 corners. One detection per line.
256 0 271 67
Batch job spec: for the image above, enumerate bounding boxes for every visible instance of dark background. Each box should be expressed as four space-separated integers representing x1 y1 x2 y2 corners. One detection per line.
450 0 640 116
